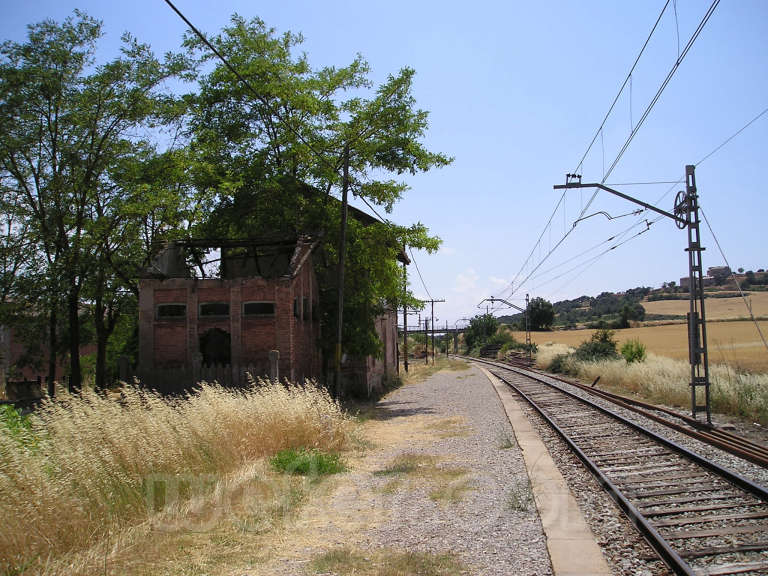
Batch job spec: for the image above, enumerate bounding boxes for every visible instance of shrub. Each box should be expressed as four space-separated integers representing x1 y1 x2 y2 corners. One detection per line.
574 329 619 362
548 353 574 374
621 339 647 363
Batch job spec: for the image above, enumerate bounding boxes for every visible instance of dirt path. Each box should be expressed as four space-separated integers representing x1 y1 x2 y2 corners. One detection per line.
237 364 552 576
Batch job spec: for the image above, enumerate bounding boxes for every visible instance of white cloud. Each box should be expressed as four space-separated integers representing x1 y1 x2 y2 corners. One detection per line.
453 268 479 294
488 275 509 287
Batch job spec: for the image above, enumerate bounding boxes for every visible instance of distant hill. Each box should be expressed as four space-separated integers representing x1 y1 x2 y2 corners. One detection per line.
498 287 651 329
498 280 768 330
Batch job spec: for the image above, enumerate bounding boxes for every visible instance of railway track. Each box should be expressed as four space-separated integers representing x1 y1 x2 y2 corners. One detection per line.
470 357 768 576
473 355 768 469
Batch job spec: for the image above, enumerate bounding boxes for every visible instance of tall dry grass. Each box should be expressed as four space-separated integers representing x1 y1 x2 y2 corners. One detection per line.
536 343 768 424
0 379 351 572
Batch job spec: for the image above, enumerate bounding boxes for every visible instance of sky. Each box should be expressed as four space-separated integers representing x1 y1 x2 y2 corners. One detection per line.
3 0 767 327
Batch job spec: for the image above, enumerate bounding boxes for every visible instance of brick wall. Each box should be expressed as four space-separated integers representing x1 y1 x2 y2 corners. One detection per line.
138 260 322 389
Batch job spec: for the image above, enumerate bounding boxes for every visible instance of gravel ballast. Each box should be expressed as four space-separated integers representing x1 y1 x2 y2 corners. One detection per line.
366 364 554 575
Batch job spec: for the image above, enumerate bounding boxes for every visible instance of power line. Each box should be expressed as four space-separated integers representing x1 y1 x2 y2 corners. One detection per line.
700 208 768 354
504 1 720 301
162 0 335 166
163 0 405 190
581 0 721 215
695 105 768 167
572 0 672 176
408 246 433 301
505 1 675 300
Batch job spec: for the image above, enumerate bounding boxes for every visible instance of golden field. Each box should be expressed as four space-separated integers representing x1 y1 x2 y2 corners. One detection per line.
642 291 768 320
511 319 768 373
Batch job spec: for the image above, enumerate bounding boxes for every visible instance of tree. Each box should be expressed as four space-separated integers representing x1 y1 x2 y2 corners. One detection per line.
528 297 554 331
0 12 186 389
464 314 498 351
184 16 449 362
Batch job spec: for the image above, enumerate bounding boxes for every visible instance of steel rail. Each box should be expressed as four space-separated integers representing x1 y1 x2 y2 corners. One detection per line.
477 358 768 499
496 369 695 575
464 355 768 468
481 361 768 575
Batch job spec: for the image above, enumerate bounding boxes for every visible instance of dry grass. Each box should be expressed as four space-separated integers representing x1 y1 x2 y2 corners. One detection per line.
312 547 465 575
0 379 352 574
373 452 472 503
401 357 470 386
513 320 768 372
535 343 768 424
643 292 768 320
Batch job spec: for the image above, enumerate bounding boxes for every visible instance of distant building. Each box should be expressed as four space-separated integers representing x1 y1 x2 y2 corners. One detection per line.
136 233 402 396
137 236 321 393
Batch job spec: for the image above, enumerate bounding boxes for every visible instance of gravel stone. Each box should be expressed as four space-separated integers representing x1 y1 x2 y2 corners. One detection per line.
366 365 553 576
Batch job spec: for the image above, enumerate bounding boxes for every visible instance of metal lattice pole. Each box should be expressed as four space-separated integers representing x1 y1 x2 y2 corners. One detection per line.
681 165 711 424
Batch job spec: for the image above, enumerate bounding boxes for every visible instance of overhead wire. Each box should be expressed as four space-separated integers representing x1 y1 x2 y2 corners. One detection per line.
581 0 721 215
502 1 675 304
695 105 768 167
535 98 767 302
499 0 721 307
163 0 444 308
408 247 433 301
700 209 768 354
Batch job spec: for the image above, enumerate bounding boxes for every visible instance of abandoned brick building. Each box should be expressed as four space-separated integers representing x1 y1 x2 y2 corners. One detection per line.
137 236 321 392
137 232 402 395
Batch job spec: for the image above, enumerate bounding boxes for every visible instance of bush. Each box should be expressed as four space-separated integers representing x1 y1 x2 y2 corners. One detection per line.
270 448 345 476
621 339 647 363
574 329 619 362
548 353 574 374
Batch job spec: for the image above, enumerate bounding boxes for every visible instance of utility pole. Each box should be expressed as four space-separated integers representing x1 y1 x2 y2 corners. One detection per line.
525 293 531 364
445 320 449 357
424 318 429 365
680 166 711 424
423 298 445 365
334 143 350 398
478 296 531 363
554 166 711 424
402 244 409 373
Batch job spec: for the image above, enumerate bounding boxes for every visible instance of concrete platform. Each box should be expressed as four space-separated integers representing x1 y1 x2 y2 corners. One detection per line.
481 366 613 576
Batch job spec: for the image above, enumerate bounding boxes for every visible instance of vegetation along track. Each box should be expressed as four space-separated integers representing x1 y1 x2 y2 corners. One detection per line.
469 357 768 576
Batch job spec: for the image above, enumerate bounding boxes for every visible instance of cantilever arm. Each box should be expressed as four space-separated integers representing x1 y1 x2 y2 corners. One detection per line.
554 182 686 226
477 297 525 313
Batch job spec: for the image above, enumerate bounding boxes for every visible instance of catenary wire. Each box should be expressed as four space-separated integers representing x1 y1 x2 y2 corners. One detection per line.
580 0 721 216
700 208 768 354
500 0 721 306
163 0 442 308
408 247 433 301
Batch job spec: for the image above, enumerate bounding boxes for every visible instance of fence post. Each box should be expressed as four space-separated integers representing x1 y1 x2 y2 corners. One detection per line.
269 350 279 382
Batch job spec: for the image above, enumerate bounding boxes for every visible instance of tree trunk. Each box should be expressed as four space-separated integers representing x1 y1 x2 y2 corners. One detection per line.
47 307 57 397
68 287 81 392
94 291 106 391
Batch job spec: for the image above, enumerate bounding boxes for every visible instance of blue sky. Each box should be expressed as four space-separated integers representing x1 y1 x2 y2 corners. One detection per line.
3 1 767 325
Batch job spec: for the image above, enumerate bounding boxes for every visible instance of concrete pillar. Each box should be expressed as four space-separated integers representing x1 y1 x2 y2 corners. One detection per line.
269 350 279 382
230 282 242 385
188 283 199 383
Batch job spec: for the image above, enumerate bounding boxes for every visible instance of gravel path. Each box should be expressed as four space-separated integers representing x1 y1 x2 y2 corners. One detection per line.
365 365 553 575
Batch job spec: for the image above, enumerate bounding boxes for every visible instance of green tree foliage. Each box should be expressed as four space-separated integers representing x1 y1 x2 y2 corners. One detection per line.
0 12 188 388
0 11 448 388
528 297 555 331
573 329 619 362
620 339 646 363
463 314 498 351
183 15 449 360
